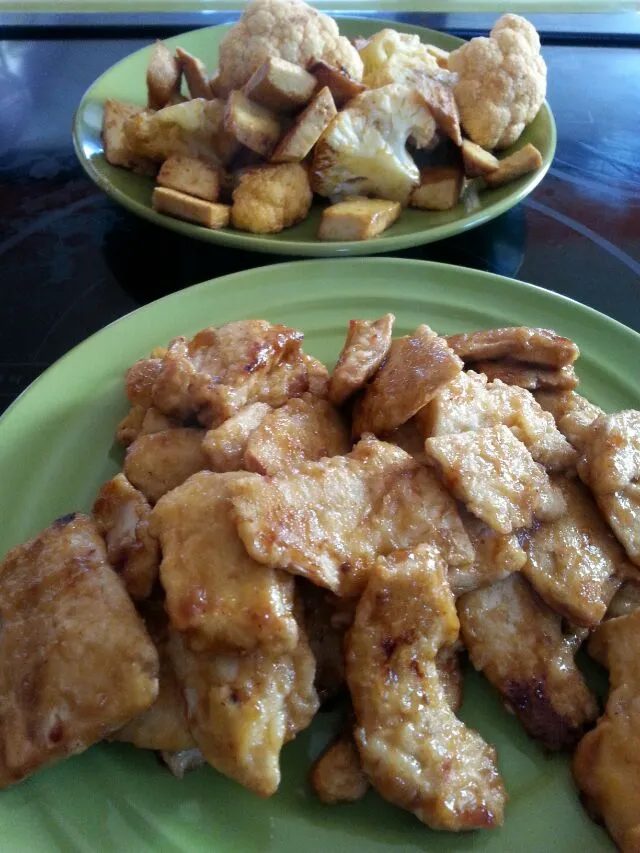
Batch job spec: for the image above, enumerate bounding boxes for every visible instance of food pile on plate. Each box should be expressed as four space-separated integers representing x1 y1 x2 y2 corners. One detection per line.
1 314 639 851
101 0 547 240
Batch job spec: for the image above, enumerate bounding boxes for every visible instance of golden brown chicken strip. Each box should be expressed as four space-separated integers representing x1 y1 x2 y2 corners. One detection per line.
123 427 209 505
328 314 395 406
534 389 603 450
459 574 598 750
446 327 579 368
468 360 578 392
346 546 506 830
92 473 159 600
230 436 473 597
353 325 462 437
202 402 272 472
522 475 628 627
425 425 566 534
0 514 159 789
152 471 297 654
573 609 640 853
167 621 318 797
244 394 350 475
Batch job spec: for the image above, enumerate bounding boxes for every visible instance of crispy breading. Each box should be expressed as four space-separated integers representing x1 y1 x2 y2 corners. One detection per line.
123 427 209 505
230 436 472 596
244 394 350 475
116 405 147 446
251 348 310 410
459 574 598 750
522 476 627 627
0 514 159 789
302 353 330 398
346 546 505 830
469 360 578 392
125 356 164 408
534 389 603 450
92 473 159 600
151 471 297 654
446 327 579 368
328 313 395 406
436 641 464 713
573 609 640 852
380 417 427 463
311 729 369 804
353 325 463 436
202 403 272 472
425 425 566 534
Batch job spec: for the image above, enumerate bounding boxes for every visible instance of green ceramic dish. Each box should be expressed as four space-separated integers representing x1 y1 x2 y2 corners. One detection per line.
1 258 635 851
72 19 556 257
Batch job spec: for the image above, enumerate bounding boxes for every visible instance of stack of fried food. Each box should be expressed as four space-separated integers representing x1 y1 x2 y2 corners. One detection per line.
102 0 547 240
1 315 639 849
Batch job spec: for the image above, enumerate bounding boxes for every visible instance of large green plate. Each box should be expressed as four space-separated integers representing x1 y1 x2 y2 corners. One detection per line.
2 258 635 852
72 19 556 257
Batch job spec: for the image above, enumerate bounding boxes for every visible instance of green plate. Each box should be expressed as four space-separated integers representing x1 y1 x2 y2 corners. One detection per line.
2 258 635 852
72 19 556 257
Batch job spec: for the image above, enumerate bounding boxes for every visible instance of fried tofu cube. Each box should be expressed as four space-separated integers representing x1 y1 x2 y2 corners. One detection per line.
318 196 401 241
224 90 282 157
101 99 156 175
244 56 317 113
485 143 543 188
157 155 220 202
271 86 337 163
152 187 230 229
0 514 159 789
175 46 212 100
413 76 462 146
410 165 463 211
307 60 367 108
461 139 500 178
147 40 181 110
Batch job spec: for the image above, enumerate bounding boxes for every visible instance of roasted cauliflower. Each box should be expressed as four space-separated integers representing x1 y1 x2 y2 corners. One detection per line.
231 162 312 233
359 28 440 88
448 14 546 149
217 0 363 93
311 84 437 204
125 98 225 164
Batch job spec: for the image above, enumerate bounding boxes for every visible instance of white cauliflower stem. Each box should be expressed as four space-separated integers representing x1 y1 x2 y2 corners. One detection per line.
359 28 439 88
218 0 363 92
311 85 437 204
449 14 546 149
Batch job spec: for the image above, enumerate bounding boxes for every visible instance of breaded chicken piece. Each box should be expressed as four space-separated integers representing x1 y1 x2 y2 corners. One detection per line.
117 405 147 446
522 476 627 627
573 609 640 852
230 436 473 597
328 314 395 406
353 325 463 437
244 394 350 475
167 622 318 797
381 417 427 463
459 574 598 750
92 473 159 600
346 546 506 830
126 355 165 408
152 471 297 654
302 353 330 398
446 327 579 368
251 348 310 409
578 411 640 566
311 728 369 804
606 578 640 619
124 428 209 505
534 389 603 450
425 425 566 534
0 514 159 789
202 403 272 472
417 371 577 472
468 360 578 392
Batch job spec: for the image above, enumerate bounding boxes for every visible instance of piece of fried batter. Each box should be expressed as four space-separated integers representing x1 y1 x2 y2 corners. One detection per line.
92 473 159 600
152 471 297 654
380 417 428 463
446 327 579 368
202 402 272 472
534 389 603 450
230 436 472 597
346 546 506 830
302 353 330 398
458 574 598 750
124 427 209 504
467 360 578 392
352 325 462 437
328 314 395 406
117 405 180 446
573 609 640 853
0 514 159 789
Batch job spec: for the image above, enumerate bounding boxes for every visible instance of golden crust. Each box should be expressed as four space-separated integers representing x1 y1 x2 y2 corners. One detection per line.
328 314 394 406
124 428 209 505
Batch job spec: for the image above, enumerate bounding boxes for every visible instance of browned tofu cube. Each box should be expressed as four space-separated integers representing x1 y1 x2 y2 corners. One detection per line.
410 165 464 211
243 56 317 113
271 87 337 163
461 139 500 178
485 143 544 188
152 187 230 229
102 99 156 175
224 90 282 157
414 77 461 146
308 60 367 108
176 47 212 100
157 155 220 201
147 40 181 110
319 197 401 241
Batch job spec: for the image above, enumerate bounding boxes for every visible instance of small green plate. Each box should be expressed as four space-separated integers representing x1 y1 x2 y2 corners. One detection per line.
72 19 556 257
0 258 635 851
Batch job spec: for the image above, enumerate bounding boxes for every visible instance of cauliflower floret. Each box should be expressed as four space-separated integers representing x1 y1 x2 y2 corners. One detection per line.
359 28 440 88
231 162 312 233
448 14 546 150
311 84 436 205
218 0 363 92
124 99 226 164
